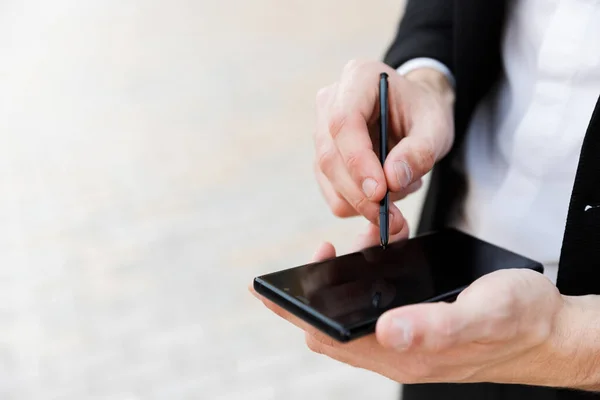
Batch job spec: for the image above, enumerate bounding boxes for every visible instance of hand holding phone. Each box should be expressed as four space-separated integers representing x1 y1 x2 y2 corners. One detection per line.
251 235 562 388
253 229 543 342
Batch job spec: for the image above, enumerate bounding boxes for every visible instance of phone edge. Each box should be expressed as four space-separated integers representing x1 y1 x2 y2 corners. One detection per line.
253 230 545 342
253 277 353 342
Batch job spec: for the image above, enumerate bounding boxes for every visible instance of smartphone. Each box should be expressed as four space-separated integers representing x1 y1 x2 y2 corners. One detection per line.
253 228 543 342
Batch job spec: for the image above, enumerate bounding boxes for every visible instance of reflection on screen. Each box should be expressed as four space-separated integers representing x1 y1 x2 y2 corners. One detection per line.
262 229 537 328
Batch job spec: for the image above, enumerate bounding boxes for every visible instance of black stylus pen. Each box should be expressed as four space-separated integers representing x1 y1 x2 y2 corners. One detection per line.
379 72 389 248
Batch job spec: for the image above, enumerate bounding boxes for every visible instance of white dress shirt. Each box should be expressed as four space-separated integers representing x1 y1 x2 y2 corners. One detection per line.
398 0 600 283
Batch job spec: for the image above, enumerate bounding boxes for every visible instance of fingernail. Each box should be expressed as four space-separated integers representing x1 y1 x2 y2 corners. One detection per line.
389 317 413 350
393 161 412 189
361 178 378 198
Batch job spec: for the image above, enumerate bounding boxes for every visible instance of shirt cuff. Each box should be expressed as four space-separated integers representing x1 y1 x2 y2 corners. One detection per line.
396 57 455 87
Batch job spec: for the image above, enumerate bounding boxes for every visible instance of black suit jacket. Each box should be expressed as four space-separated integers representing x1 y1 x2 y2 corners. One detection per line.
383 1 600 399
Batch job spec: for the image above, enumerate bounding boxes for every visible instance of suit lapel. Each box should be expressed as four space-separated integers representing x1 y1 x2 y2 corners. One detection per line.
556 95 600 296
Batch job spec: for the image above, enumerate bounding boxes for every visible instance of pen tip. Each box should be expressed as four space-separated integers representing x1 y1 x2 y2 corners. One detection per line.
380 72 388 80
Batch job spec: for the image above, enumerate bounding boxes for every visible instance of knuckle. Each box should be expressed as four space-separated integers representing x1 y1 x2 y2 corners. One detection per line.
413 139 437 173
316 146 336 175
351 195 369 215
344 152 362 174
328 110 349 140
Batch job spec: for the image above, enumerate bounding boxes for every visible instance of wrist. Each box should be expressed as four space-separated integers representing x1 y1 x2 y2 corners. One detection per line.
404 67 455 106
547 295 600 390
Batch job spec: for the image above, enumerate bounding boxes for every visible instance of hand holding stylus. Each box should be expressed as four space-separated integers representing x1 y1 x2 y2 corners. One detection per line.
314 60 455 233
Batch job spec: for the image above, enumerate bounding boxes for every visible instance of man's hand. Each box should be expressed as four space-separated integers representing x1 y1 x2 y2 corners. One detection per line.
314 60 454 235
251 228 600 389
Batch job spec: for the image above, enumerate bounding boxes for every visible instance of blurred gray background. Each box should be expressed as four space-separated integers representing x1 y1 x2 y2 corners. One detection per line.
0 1 427 398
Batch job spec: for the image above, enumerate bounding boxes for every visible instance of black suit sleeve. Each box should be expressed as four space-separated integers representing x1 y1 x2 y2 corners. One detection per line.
383 0 454 72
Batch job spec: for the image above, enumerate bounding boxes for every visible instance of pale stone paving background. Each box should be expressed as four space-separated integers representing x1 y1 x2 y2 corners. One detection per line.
0 1 428 398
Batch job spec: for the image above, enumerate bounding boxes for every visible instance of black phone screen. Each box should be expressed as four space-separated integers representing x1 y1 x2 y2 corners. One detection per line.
256 229 542 331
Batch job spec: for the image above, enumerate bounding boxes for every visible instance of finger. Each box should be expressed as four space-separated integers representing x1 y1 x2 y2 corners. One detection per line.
317 163 425 219
315 121 379 224
315 84 357 218
375 299 484 352
316 95 386 226
315 71 402 235
328 62 406 208
384 135 438 192
311 242 336 262
403 178 424 196
361 202 407 247
315 135 405 234
379 178 423 206
328 106 387 203
314 162 357 218
332 61 423 196
328 62 399 204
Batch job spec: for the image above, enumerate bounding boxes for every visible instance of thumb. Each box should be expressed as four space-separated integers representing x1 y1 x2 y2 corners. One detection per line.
384 135 440 193
310 242 336 262
375 300 484 352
